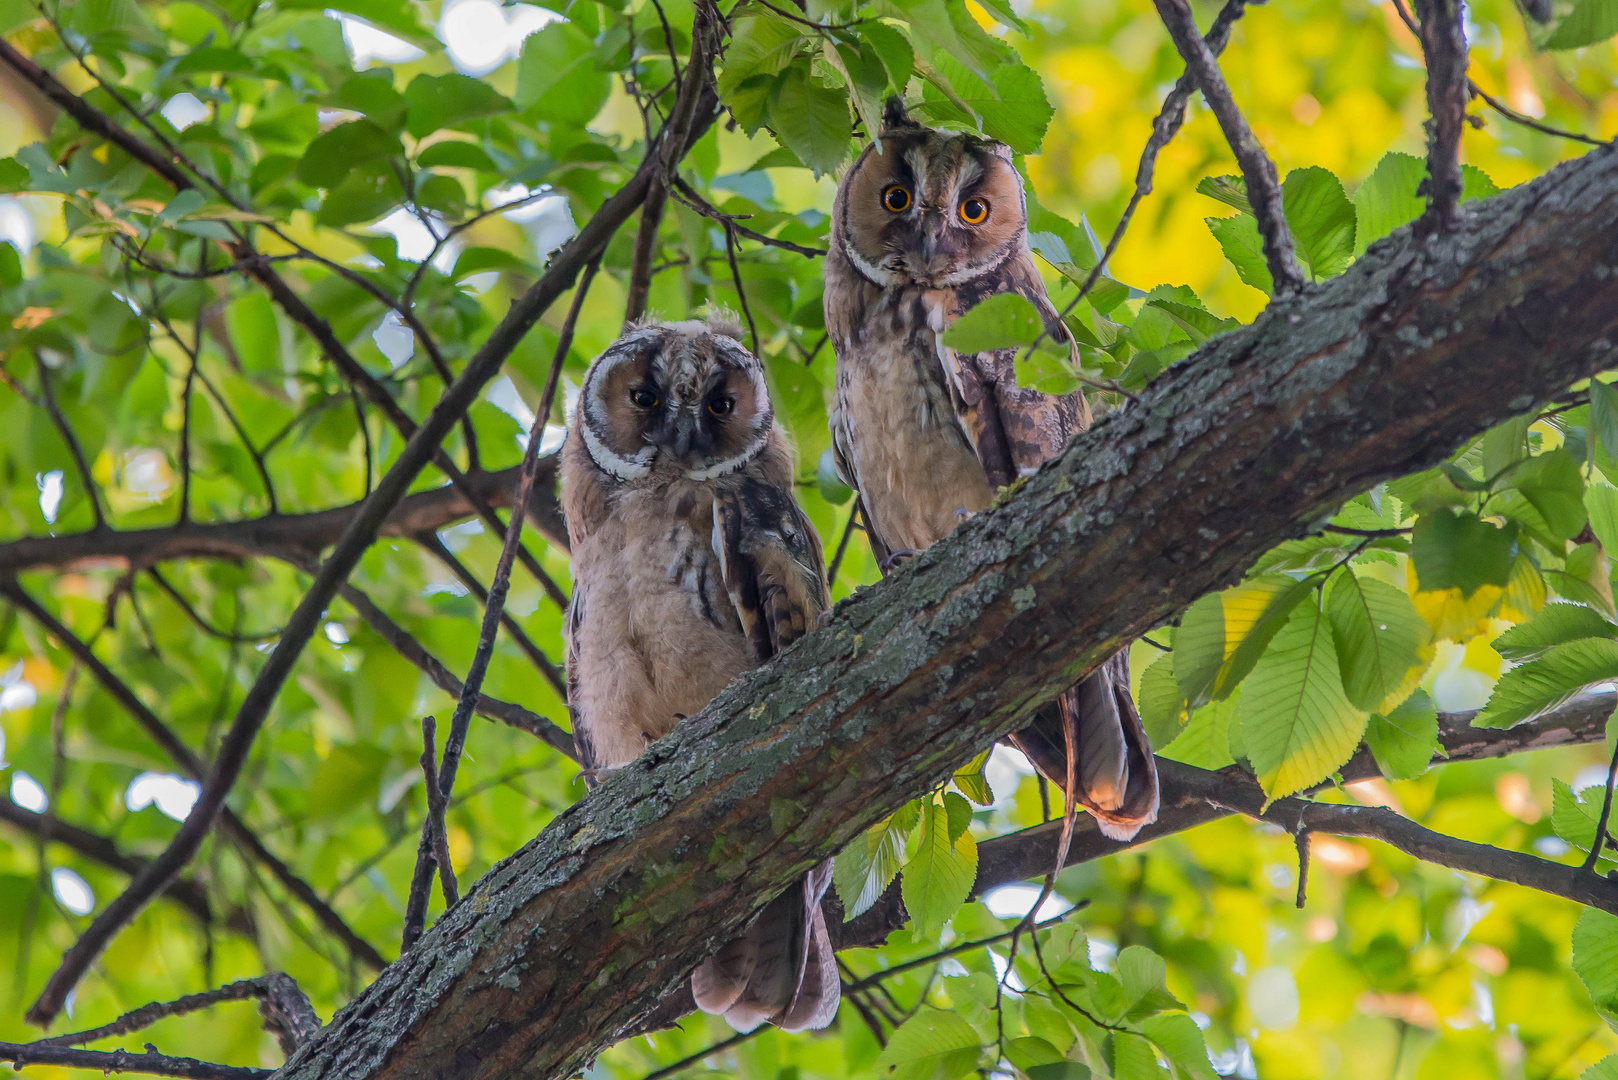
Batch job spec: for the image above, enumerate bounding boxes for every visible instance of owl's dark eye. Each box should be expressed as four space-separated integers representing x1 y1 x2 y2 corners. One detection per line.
881 185 912 213
959 197 989 225
708 395 734 417
630 386 659 409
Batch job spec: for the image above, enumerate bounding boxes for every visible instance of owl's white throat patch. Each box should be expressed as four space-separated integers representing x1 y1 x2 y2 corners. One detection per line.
581 418 656 481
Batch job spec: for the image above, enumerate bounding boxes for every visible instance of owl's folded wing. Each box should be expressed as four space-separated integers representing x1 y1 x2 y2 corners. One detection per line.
935 283 1091 489
563 583 604 784
711 480 829 664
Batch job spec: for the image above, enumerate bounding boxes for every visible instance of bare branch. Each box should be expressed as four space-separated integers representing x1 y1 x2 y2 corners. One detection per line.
403 398 552 949
625 183 670 328
1151 0 1305 294
37 974 316 1054
671 178 828 257
721 220 761 356
0 459 568 577
0 1041 269 1079
35 362 107 530
1414 0 1470 231
146 568 280 644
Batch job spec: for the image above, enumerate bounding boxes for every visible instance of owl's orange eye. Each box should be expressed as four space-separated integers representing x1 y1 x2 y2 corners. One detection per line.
708 395 734 416
959 197 989 225
881 185 911 213
630 387 659 409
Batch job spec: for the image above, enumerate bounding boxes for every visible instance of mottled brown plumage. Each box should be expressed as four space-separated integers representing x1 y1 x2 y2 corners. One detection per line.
824 100 1160 840
560 316 838 1032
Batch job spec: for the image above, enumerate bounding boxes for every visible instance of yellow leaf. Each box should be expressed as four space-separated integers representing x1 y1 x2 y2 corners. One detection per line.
1500 552 1547 623
1407 561 1502 641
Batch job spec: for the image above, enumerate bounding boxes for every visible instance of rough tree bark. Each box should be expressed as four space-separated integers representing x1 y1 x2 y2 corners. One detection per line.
269 144 1618 1080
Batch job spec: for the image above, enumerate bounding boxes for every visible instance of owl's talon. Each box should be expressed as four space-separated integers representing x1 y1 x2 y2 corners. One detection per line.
879 549 919 573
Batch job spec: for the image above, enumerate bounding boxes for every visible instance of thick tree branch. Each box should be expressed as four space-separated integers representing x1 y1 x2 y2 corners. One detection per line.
0 460 567 576
1152 0 1305 293
275 144 1618 1080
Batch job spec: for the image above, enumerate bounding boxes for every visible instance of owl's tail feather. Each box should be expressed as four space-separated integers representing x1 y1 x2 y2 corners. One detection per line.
690 862 840 1034
1005 650 1160 842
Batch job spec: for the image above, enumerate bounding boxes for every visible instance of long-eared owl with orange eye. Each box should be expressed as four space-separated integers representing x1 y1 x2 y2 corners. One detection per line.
560 314 839 1033
824 99 1160 840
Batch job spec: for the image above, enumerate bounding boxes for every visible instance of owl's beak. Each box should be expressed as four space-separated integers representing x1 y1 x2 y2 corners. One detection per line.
670 411 698 460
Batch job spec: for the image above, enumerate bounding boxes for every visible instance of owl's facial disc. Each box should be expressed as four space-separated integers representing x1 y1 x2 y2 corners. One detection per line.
579 323 772 483
839 128 1025 289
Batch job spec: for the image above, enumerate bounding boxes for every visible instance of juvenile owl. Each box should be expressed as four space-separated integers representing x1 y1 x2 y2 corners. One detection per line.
824 99 1160 841
560 315 839 1033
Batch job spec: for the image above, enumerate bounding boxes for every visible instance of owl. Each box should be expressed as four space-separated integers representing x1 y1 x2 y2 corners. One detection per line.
824 99 1160 841
560 315 839 1033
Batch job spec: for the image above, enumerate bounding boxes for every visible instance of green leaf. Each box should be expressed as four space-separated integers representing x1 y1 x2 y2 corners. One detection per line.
1543 0 1618 48
884 0 1007 79
1474 638 1618 729
1176 575 1316 709
327 69 406 130
1493 602 1617 661
917 56 1054 154
862 21 914 93
403 74 512 139
902 796 978 942
0 240 19 288
1325 571 1424 713
1112 1031 1170 1080
1590 381 1618 463
1141 1013 1219 1080
1352 152 1426 254
1205 213 1273 295
835 799 921 920
1144 299 1239 344
768 67 852 178
716 14 803 97
1364 689 1441 781
1197 175 1252 214
226 294 281 377
416 141 499 172
952 749 993 806
280 0 437 47
1160 693 1240 771
1013 344 1082 395
450 246 536 279
1410 509 1519 597
1587 484 1618 554
872 1008 983 1080
1281 166 1356 281
1552 777 1612 854
816 447 854 505
1027 1064 1093 1080
317 163 404 227
942 292 1045 352
1118 945 1168 1008
1138 650 1187 746
1574 908 1618 1018
1240 600 1369 799
515 22 611 124
1580 1057 1618 1080
0 155 26 193
941 790 973 843
415 174 466 215
1507 448 1586 542
297 120 403 188
171 45 254 74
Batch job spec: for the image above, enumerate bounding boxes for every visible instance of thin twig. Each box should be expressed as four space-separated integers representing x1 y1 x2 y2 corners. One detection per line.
1152 0 1304 294
637 1027 760 1080
672 178 828 257
36 363 107 529
826 504 859 589
147 567 281 643
1413 0 1469 231
418 716 461 907
1583 736 1618 873
1320 524 1411 538
1294 827 1311 907
38 978 269 1047
402 402 551 949
722 221 761 356
350 385 374 496
0 1041 269 1079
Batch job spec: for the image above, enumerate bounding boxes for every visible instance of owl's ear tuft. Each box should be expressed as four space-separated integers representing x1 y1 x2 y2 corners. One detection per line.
699 306 746 342
881 96 918 132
